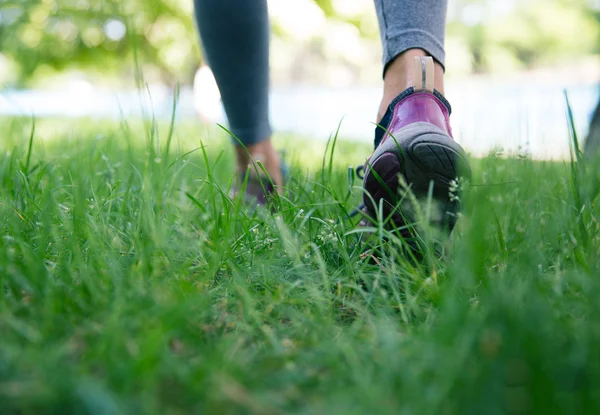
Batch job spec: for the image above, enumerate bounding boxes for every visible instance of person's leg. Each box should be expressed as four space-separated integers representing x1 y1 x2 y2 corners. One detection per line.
363 0 470 235
194 0 282 187
375 0 447 121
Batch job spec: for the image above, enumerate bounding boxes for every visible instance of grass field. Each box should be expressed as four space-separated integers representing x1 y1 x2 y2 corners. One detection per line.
1 116 600 414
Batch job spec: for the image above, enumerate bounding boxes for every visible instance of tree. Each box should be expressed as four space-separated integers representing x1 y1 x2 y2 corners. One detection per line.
0 0 201 86
583 0 600 155
585 99 600 155
1 0 598 85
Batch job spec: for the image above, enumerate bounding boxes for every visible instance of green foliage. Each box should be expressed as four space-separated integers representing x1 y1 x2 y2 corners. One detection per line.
1 117 600 413
488 0 598 68
1 0 598 84
448 0 599 72
0 0 200 86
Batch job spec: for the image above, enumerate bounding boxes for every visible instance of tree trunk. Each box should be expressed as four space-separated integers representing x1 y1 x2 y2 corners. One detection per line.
585 97 600 155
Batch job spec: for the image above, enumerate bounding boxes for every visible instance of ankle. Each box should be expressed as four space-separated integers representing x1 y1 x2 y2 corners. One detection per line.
235 139 283 186
377 49 445 122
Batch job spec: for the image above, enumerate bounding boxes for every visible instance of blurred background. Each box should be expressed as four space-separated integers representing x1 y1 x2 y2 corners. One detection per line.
1 0 599 158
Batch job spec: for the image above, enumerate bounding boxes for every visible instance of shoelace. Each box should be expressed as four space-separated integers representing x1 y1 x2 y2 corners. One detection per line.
348 165 365 218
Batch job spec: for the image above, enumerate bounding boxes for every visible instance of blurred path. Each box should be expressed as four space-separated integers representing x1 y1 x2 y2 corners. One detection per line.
1 79 597 159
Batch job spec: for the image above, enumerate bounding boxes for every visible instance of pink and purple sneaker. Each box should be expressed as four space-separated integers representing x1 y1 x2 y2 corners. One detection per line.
361 57 471 238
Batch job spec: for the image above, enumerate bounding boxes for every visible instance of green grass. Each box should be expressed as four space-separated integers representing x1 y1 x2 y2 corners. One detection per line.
1 116 600 414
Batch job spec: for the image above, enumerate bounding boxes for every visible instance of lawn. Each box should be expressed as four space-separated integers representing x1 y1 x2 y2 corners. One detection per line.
1 116 600 414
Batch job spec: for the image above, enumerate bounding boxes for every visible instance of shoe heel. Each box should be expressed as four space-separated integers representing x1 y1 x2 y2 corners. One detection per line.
406 137 471 230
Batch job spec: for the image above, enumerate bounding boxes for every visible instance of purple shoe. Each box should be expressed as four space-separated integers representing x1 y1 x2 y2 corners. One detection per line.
238 172 276 205
362 57 471 236
232 158 288 206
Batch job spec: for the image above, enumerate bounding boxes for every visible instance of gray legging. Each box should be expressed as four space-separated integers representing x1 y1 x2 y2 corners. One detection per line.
194 0 447 146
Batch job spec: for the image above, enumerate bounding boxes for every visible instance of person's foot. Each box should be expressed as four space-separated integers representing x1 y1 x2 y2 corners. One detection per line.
235 166 280 205
232 139 286 205
361 57 470 238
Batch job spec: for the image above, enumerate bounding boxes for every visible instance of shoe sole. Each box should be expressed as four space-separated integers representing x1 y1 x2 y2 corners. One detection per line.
363 122 471 234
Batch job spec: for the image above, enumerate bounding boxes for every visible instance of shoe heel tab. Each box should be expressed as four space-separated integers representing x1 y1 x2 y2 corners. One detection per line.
412 56 435 93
